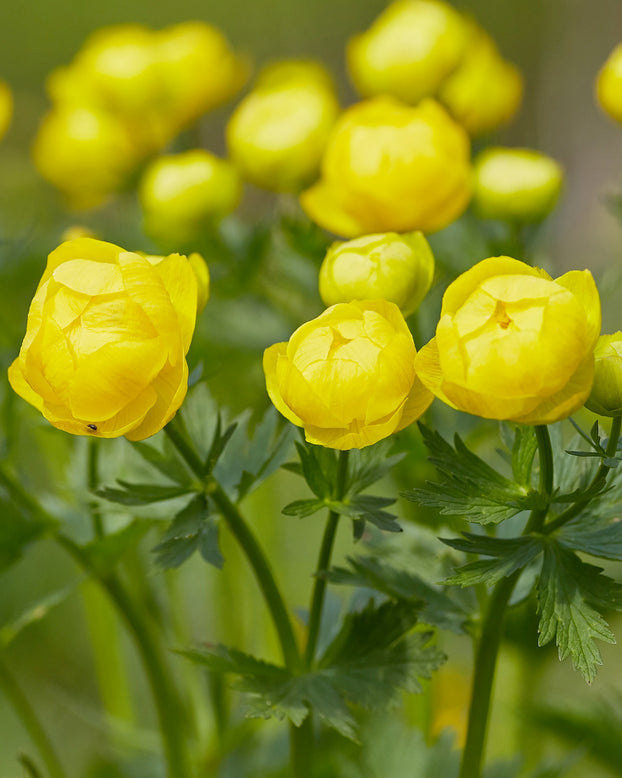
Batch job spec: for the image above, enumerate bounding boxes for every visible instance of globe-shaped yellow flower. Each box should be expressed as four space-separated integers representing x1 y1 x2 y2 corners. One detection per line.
319 232 435 316
300 97 471 237
347 0 467 104
139 150 242 246
585 333 622 417
415 257 601 424
264 300 433 449
596 43 622 124
227 60 339 192
9 238 203 440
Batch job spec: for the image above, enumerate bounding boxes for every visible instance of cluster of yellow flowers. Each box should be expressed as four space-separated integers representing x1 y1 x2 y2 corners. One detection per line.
9 4 622 452
33 22 248 208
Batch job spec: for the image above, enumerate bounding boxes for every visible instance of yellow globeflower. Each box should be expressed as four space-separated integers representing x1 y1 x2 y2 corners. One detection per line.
319 232 434 316
347 0 467 104
8 238 201 440
415 257 601 424
227 60 339 192
300 97 471 237
264 300 433 450
585 334 622 417
139 150 242 245
596 43 622 124
438 25 523 136
473 148 563 223
0 79 13 141
33 105 139 209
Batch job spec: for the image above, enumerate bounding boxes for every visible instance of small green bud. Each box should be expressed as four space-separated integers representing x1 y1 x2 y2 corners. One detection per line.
585 333 622 417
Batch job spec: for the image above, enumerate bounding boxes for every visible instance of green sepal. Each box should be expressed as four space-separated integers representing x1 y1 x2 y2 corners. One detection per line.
153 493 223 569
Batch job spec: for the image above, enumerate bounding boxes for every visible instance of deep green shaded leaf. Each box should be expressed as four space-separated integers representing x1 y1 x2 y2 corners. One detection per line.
153 493 222 569
291 441 334 499
96 482 192 506
345 440 406 495
441 533 543 587
558 518 622 561
282 498 326 518
0 496 56 572
536 542 622 683
331 495 402 533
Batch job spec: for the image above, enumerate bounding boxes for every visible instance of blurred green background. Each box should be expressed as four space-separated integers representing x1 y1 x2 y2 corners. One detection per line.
2 2 622 777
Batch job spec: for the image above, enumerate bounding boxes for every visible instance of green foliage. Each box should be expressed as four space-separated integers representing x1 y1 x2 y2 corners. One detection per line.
565 419 620 468
81 520 153 576
536 541 622 684
0 584 77 648
0 489 57 572
441 534 543 587
95 482 192 506
404 424 543 524
152 493 223 569
181 600 444 740
511 424 538 487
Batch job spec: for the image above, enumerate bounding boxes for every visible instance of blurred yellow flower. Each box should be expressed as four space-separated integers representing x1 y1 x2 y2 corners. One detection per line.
438 24 523 136
300 97 471 237
585 334 622 417
0 79 12 141
319 232 435 316
347 0 467 104
139 150 242 246
264 300 433 449
32 105 139 209
9 238 201 440
415 257 601 424
596 43 622 124
227 60 339 192
473 148 563 222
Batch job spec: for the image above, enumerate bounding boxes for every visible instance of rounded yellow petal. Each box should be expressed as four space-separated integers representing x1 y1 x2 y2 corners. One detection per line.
596 43 622 124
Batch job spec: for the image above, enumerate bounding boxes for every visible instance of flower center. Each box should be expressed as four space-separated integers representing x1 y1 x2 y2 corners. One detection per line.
493 299 512 330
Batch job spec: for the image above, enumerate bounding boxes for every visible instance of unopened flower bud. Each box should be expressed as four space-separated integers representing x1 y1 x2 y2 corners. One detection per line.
585 334 622 417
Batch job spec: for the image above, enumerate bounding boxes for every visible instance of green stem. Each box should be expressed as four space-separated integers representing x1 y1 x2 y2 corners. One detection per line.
304 450 349 668
290 718 314 778
87 438 104 538
0 654 67 778
458 571 521 778
543 415 622 535
56 535 192 778
523 425 554 534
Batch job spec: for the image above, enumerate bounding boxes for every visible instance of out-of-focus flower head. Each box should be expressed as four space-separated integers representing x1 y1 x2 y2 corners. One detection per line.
0 79 12 141
437 21 523 136
415 257 601 424
300 96 471 237
139 150 242 247
8 238 203 440
596 43 622 124
227 60 339 192
319 231 435 316
264 300 433 449
585 333 622 417
473 147 563 223
34 22 247 207
347 0 467 105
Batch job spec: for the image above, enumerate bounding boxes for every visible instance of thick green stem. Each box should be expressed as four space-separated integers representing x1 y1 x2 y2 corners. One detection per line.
458 571 520 778
304 450 349 668
56 535 192 778
0 654 67 778
290 718 314 778
544 415 622 535
87 438 104 538
523 425 554 534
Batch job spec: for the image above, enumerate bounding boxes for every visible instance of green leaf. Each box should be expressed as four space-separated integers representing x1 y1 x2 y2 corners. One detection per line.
290 441 335 499
330 495 402 533
404 424 537 525
132 441 194 486
536 542 622 683
282 499 326 518
96 482 192 506
558 518 622 561
325 555 468 633
153 493 223 569
345 439 406 495
82 520 153 576
511 424 538 486
0 583 78 647
0 495 57 573
441 534 543 587
182 601 444 740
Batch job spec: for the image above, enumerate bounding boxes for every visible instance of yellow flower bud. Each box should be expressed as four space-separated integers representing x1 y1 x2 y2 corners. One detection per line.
8 238 202 440
438 25 523 136
473 148 563 223
415 256 601 424
319 232 434 316
264 300 433 450
0 79 13 141
347 0 467 104
32 105 139 209
139 150 242 245
596 43 622 124
585 334 622 417
300 96 471 237
227 60 339 192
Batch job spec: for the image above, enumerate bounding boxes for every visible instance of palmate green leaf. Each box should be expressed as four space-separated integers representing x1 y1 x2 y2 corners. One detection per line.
558 517 622 561
152 493 223 569
404 424 539 524
181 601 444 740
441 534 544 587
325 555 468 633
345 439 406 495
95 481 193 506
536 541 622 683
285 441 335 499
330 495 402 534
